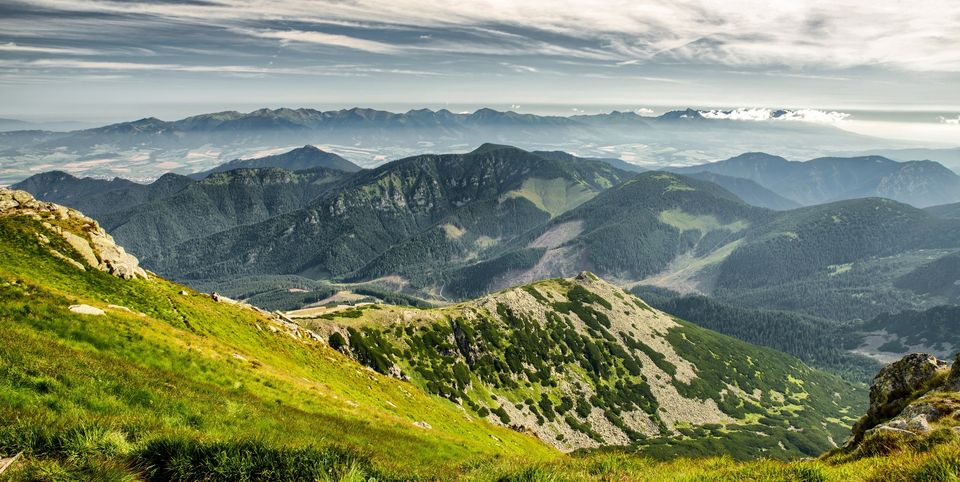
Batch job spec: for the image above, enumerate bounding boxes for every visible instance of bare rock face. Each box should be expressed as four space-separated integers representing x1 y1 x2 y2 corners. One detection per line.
948 352 960 392
0 188 147 280
869 353 947 420
847 352 956 448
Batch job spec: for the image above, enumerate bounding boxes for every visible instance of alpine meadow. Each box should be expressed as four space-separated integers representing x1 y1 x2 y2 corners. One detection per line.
1 1 960 481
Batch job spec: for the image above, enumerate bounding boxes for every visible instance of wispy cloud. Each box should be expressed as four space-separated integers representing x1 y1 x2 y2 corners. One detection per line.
0 59 443 77
1 0 958 117
13 0 959 71
500 62 539 73
0 42 99 55
241 29 400 54
940 115 960 126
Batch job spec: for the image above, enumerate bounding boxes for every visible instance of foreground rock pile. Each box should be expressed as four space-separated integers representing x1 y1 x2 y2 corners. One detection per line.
848 352 960 447
0 188 147 279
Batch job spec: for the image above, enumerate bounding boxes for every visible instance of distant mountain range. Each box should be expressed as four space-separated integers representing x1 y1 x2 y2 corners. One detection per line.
0 117 35 131
672 152 960 208
0 106 913 186
0 117 97 132
845 147 960 174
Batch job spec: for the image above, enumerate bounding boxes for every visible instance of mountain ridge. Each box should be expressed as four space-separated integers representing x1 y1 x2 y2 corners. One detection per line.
672 152 960 208
189 144 362 178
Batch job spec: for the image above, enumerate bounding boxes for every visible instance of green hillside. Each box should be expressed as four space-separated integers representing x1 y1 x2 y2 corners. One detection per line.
711 198 960 320
1 191 958 481
300 272 866 460
632 288 882 382
0 192 556 479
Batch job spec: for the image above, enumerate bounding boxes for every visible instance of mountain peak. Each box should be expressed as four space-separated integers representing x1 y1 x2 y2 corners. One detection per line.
293 144 322 153
193 145 361 178
657 108 704 121
727 152 790 163
468 142 523 155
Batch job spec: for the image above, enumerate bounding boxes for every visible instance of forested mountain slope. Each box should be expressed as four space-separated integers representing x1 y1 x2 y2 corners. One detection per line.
673 152 960 208
926 201 960 220
684 172 801 210
461 178 960 321
632 287 882 382
858 306 960 360
100 167 348 260
441 171 771 297
12 170 194 218
149 144 631 281
708 198 960 320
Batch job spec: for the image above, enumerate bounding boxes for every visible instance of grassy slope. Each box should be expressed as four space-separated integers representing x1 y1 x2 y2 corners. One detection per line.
0 215 555 479
1 212 958 481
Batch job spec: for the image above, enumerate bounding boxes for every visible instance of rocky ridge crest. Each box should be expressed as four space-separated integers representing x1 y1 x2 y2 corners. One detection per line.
0 188 147 279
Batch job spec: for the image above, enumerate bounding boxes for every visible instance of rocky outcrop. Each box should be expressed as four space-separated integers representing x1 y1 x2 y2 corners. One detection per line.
869 353 948 420
948 353 960 392
0 189 147 279
847 352 958 447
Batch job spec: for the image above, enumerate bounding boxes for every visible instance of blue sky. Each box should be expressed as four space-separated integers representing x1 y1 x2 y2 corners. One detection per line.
1 0 959 128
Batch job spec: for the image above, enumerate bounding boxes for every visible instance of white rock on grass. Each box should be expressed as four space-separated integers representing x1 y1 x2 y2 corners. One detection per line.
69 304 105 316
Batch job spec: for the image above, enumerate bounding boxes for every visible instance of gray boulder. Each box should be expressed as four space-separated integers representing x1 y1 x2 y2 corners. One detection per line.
947 352 960 391
869 353 947 420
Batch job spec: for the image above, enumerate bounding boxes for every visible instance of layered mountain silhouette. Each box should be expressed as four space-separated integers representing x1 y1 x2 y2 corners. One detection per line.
16 144 960 324
672 152 960 208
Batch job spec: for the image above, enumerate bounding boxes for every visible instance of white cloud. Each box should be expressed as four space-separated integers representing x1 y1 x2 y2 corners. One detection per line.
635 108 655 115
19 0 960 71
700 107 851 124
0 42 98 55
700 108 774 121
241 29 399 54
939 115 960 125
500 62 538 73
0 59 442 77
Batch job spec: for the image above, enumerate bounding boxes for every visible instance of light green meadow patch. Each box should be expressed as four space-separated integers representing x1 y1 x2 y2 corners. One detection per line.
501 178 597 218
659 209 749 233
828 263 853 276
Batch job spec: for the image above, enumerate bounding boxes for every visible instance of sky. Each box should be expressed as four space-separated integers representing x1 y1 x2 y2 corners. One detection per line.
0 0 959 142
